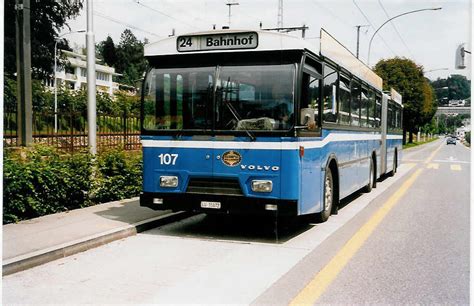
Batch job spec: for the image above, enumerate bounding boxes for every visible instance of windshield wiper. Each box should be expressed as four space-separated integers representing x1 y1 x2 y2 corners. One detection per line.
222 77 255 141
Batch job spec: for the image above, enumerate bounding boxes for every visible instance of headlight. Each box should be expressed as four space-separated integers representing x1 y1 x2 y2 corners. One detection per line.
160 176 178 188
251 180 273 192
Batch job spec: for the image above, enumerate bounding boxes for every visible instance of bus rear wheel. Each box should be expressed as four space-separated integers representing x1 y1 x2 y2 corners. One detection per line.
390 151 397 176
317 168 333 222
364 158 374 193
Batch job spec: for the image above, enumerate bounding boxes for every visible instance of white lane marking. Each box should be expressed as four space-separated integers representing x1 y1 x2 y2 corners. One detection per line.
433 159 471 164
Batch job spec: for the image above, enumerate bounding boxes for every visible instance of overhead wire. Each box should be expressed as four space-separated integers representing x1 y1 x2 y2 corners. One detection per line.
377 0 414 59
132 0 204 30
310 0 353 29
94 10 162 38
352 0 397 58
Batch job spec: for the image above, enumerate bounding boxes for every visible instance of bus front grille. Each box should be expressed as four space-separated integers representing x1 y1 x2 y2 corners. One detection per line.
186 178 243 196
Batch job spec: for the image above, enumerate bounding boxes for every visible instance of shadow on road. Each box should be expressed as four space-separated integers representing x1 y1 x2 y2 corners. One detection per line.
143 213 316 244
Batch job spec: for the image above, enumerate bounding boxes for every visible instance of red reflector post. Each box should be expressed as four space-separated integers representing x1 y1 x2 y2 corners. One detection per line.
299 146 305 157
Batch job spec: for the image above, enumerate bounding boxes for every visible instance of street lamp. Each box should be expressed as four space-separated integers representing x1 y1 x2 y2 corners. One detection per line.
54 29 85 133
425 68 449 73
367 7 442 66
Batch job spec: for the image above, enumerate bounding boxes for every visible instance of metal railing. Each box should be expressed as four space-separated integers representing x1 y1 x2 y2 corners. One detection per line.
3 107 141 152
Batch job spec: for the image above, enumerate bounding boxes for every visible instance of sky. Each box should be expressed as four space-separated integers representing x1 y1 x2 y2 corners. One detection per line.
64 0 472 81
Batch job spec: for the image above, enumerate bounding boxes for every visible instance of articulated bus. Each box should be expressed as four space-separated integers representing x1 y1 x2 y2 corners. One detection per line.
140 28 403 222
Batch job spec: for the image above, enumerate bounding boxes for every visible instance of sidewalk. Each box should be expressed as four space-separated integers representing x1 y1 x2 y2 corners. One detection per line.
3 198 191 276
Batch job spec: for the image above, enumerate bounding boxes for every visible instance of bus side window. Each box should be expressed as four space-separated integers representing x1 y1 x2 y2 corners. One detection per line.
368 89 376 128
323 65 337 123
398 105 403 130
350 79 361 126
301 72 320 130
375 94 382 127
360 87 369 127
338 75 351 125
387 101 394 130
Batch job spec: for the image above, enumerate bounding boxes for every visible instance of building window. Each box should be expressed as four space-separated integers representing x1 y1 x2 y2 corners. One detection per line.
81 68 87 77
97 72 109 81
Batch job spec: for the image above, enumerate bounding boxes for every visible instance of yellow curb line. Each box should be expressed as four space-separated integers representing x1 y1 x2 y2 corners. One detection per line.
289 168 423 305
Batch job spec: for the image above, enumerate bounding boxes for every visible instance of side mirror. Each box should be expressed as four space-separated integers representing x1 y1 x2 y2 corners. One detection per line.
295 108 316 130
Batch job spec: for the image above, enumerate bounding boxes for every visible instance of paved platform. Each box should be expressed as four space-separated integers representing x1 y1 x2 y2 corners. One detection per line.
3 198 190 275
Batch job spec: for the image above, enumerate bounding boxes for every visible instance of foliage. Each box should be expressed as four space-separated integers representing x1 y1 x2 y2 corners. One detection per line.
3 145 93 223
4 0 84 80
91 148 142 204
3 146 142 224
97 36 118 68
4 76 54 111
431 75 471 105
4 77 141 133
374 57 436 142
402 136 438 149
97 29 148 86
435 113 470 134
465 132 470 144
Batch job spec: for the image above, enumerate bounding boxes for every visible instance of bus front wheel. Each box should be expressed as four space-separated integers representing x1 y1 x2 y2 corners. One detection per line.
317 168 334 222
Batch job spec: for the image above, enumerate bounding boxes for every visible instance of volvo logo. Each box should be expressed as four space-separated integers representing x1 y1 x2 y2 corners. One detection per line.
222 150 242 167
240 165 280 171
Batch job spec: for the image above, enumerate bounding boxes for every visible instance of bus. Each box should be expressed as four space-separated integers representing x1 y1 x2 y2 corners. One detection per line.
139 28 403 222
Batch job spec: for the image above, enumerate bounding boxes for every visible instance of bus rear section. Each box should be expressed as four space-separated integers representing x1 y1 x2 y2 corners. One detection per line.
140 138 306 216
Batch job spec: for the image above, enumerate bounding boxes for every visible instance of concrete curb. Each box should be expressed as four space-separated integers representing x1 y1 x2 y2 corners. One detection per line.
3 211 194 276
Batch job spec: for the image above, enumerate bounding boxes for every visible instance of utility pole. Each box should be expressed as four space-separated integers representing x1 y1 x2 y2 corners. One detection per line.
226 1 239 27
355 24 369 59
277 0 283 28
86 0 97 155
15 0 33 146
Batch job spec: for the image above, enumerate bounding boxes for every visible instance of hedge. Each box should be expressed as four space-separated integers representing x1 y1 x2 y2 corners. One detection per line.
3 145 142 224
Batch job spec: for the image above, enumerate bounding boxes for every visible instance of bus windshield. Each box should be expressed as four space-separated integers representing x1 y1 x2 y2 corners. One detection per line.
142 64 295 133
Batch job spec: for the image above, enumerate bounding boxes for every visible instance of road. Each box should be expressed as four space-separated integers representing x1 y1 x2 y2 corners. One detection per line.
3 138 470 304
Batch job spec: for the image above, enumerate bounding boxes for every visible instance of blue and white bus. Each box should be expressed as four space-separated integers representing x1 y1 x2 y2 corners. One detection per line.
140 28 403 222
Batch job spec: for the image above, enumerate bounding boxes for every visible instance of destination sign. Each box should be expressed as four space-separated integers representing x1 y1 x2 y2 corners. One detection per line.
177 32 258 52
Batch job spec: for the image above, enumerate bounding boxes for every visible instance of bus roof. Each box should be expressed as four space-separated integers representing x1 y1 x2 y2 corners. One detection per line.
144 29 318 57
390 88 403 105
320 29 382 91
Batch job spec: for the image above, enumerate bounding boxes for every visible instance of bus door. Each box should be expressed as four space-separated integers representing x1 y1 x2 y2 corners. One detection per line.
298 64 323 214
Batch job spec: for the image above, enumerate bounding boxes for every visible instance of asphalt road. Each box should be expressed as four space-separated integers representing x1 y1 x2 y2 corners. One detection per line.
3 138 470 304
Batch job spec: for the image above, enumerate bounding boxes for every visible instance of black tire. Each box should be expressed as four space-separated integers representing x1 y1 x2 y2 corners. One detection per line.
317 168 333 223
364 158 374 193
390 151 397 176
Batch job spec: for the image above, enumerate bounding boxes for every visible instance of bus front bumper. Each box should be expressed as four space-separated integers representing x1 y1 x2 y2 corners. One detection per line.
140 192 298 216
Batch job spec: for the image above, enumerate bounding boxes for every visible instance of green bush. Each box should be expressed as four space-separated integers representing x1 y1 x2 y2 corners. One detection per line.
91 148 142 204
3 145 93 223
465 132 470 144
3 145 142 224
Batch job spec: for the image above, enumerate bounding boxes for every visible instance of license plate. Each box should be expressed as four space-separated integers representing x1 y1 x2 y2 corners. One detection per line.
200 201 221 209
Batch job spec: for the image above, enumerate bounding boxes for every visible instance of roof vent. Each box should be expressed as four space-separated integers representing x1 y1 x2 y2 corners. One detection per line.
222 26 230 30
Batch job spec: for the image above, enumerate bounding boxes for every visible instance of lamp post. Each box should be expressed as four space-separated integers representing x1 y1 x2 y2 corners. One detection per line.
54 29 85 133
367 7 442 66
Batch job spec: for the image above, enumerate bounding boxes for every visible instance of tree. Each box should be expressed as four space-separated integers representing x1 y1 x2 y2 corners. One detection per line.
4 0 83 80
115 29 148 86
432 75 471 105
97 36 118 68
374 57 436 143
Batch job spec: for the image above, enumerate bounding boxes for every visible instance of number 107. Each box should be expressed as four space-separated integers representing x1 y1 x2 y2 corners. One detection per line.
159 153 178 165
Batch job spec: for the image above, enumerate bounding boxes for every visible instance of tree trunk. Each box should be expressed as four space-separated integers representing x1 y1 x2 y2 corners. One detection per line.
409 130 413 143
